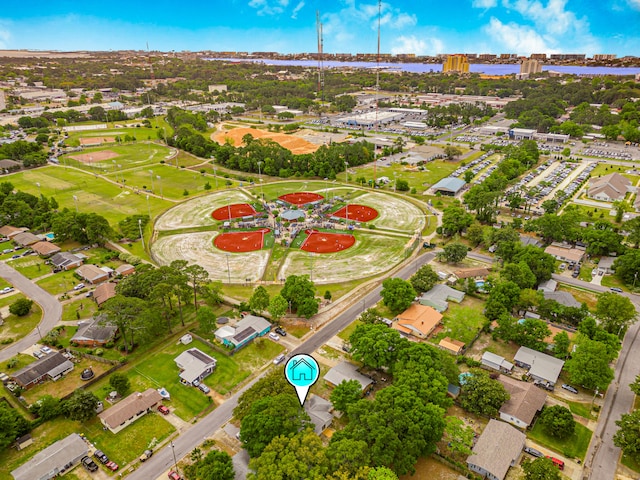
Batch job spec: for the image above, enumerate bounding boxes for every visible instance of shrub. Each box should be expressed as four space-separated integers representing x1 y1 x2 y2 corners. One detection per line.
94 348 104 356
9 298 33 316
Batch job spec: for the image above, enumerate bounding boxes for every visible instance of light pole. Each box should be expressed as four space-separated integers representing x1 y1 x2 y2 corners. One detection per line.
225 253 231 283
170 441 180 477
157 175 163 198
138 218 145 250
117 164 122 184
72 195 78 212
149 169 154 191
36 325 42 341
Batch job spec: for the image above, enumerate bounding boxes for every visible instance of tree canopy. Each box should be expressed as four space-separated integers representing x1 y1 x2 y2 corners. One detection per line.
380 278 416 315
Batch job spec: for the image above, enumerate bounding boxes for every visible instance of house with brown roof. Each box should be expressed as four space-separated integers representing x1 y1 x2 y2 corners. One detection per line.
94 282 117 306
115 263 135 276
98 388 162 434
438 337 465 355
452 267 491 281
497 375 547 429
391 304 442 339
0 225 26 238
76 264 109 284
544 244 585 264
31 241 61 257
467 419 526 480
587 173 632 202
13 231 41 247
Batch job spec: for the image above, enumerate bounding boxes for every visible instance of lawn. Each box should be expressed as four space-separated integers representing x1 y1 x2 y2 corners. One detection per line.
621 452 640 473
0 303 43 346
601 274 627 291
233 338 284 370
0 353 35 371
61 142 172 171
61 297 99 321
557 285 598 310
4 166 173 225
338 320 362 342
36 270 81 295
353 159 459 192
528 419 592 460
433 298 488 345
564 400 596 420
6 256 48 279
588 163 640 183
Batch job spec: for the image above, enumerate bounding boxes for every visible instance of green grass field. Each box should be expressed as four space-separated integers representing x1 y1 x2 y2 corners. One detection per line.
352 159 459 192
0 303 42 346
433 298 487 345
588 163 640 184
61 297 99 321
7 256 48 280
528 420 592 460
36 270 81 295
61 143 172 171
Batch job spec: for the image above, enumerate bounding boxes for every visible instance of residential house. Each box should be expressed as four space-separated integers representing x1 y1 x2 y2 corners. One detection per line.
514 346 565 388
31 241 61 257
214 314 271 349
467 419 526 480
542 291 581 308
94 282 116 306
587 173 631 202
0 225 27 239
50 251 84 270
391 304 443 339
497 375 547 429
115 263 135 276
13 231 40 247
418 284 465 312
481 351 514 373
452 267 491 281
98 388 162 434
305 394 334 435
598 256 616 274
519 234 543 248
537 279 557 293
71 315 117 346
431 177 466 196
438 337 465 355
544 244 585 264
174 348 217 385
324 361 373 391
76 264 109 284
11 433 88 480
12 352 74 389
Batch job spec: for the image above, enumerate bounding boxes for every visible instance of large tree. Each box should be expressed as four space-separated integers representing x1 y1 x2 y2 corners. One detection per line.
102 295 148 353
330 380 363 415
410 264 439 294
0 401 31 451
522 457 562 480
234 370 293 421
63 390 99 422
484 281 521 320
186 450 235 480
441 201 473 237
380 278 416 315
249 286 270 313
614 410 640 462
184 264 209 311
596 292 637 335
349 323 407 370
267 294 288 322
109 373 131 397
565 338 615 391
539 405 576 438
443 416 475 456
459 371 510 417
613 250 640 286
281 275 319 318
436 243 468 264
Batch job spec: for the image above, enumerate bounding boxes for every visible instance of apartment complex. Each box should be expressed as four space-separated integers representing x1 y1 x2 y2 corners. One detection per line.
443 54 470 73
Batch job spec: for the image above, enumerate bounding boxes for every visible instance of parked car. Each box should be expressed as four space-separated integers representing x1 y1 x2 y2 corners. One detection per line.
73 283 85 291
198 383 210 394
562 384 578 394
40 346 53 355
273 353 286 365
268 332 280 341
105 460 119 471
10 254 20 259
32 350 44 359
559 263 566 271
523 446 544 458
158 405 170 415
275 327 287 337
93 450 108 464
168 471 182 480
1 249 12 254
140 449 153 462
0 287 14 294
81 456 99 472
610 287 623 293
546 456 565 470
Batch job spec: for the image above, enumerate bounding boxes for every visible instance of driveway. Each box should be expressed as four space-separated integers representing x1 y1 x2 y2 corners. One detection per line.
0 262 62 363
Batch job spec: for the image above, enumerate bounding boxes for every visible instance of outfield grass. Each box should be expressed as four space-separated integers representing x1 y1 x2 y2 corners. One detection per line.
528 420 592 460
433 298 487 345
114 164 217 200
61 142 172 171
4 166 173 225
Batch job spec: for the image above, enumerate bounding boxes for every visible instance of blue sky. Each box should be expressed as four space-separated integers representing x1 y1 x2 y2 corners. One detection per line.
1 1 639 56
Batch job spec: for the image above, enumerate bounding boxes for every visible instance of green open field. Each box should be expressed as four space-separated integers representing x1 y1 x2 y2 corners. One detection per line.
36 270 82 296
64 119 166 145
351 159 459 192
432 298 488 345
528 419 592 460
0 302 42 346
4 166 173 225
61 143 172 171
588 163 640 184
6 255 48 280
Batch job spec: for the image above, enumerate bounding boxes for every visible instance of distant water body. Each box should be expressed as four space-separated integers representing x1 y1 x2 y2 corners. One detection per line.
207 57 640 76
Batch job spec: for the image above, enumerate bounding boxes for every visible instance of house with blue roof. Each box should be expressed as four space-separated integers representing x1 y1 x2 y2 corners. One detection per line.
214 315 271 349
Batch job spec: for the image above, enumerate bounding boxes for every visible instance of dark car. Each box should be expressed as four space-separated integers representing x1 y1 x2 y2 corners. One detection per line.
275 327 287 337
93 449 108 464
81 456 99 472
523 446 544 458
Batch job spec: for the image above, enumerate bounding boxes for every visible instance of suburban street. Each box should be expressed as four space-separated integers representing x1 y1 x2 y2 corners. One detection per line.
0 262 62 363
130 250 438 479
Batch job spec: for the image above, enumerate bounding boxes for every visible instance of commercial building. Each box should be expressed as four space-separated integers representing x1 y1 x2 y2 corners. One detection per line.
431 177 466 196
587 173 632 202
443 54 470 74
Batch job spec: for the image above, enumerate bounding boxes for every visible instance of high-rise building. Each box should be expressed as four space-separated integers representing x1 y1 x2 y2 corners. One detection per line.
443 54 470 73
530 53 547 60
520 58 543 75
593 54 617 61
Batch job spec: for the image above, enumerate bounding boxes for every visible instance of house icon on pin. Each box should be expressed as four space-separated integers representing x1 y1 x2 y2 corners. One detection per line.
289 357 316 382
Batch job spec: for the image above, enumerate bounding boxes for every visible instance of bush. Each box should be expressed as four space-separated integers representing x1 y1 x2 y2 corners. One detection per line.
9 298 34 316
94 348 104 356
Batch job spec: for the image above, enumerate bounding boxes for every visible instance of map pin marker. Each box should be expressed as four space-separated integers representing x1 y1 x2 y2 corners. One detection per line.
284 354 320 406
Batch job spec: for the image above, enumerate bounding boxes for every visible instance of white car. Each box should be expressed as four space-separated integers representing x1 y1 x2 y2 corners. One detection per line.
40 346 53 355
73 283 85 290
268 332 280 341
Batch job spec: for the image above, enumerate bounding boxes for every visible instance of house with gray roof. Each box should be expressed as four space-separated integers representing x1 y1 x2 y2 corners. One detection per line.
71 315 117 346
519 234 543 248
537 279 557 293
418 284 465 312
431 177 466 196
13 231 40 247
11 433 88 480
542 291 581 308
50 251 84 270
497 375 547 429
174 348 217 385
598 256 616 274
514 346 565 387
481 351 513 373
467 419 526 480
214 314 271 349
12 352 74 389
324 361 373 391
305 394 334 435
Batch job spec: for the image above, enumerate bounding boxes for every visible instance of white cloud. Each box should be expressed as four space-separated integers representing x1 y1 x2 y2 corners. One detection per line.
0 23 11 49
484 17 555 54
391 35 443 56
248 0 290 16
291 1 305 19
628 0 640 9
472 0 498 7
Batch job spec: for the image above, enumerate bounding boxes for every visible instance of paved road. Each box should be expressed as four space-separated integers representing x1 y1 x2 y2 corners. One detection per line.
0 262 62 363
130 251 438 479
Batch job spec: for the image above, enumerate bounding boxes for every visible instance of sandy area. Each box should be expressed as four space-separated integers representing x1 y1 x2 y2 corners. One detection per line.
69 150 119 163
151 232 270 282
79 137 116 145
212 127 319 154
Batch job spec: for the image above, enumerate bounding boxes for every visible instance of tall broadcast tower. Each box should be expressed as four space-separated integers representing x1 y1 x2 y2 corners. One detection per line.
316 11 325 102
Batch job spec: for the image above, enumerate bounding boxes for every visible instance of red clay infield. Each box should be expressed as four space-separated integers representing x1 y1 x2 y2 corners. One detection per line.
214 228 270 252
212 203 258 221
279 192 324 205
301 229 355 253
332 204 379 222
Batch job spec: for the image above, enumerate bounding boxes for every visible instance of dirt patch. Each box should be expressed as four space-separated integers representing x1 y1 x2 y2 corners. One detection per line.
70 150 119 163
214 228 269 253
332 204 379 222
301 230 355 253
212 203 258 221
79 137 116 145
213 127 319 154
279 192 324 205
